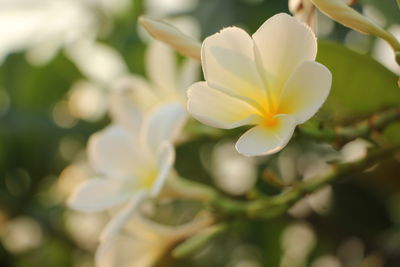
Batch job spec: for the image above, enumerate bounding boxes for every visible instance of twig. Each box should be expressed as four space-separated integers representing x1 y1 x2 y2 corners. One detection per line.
298 107 400 142
210 145 400 219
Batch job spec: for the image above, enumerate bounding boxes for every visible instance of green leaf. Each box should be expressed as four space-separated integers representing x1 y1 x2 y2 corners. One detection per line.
317 41 400 123
383 122 400 145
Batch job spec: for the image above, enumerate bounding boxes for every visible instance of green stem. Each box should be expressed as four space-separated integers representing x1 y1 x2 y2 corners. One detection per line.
210 145 399 219
380 30 400 52
172 223 227 258
299 107 400 141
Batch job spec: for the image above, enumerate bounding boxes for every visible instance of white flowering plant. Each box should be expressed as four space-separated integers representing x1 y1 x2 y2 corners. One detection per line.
1 0 400 267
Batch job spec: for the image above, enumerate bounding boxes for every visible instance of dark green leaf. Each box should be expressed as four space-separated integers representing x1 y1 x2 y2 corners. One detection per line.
317 41 400 123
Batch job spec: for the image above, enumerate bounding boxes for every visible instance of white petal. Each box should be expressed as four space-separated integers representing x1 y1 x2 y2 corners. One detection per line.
178 58 200 94
109 75 159 131
235 115 296 156
340 138 372 163
141 103 186 153
68 178 130 213
88 125 143 177
201 27 267 109
96 229 162 267
151 142 175 196
100 192 147 241
66 41 128 87
278 61 332 124
307 185 333 215
252 13 317 97
187 82 262 129
146 41 177 97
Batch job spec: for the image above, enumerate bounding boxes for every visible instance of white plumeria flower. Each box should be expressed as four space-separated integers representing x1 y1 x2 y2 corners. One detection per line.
110 40 199 119
68 103 185 239
340 138 372 163
96 211 213 267
211 141 257 195
0 0 130 65
187 13 332 156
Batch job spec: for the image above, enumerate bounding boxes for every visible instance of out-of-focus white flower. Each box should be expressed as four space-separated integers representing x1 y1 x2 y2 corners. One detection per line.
226 245 262 267
0 216 43 254
340 138 372 163
0 0 132 95
96 211 213 267
109 40 199 125
63 41 129 124
187 13 332 156
373 25 400 75
0 0 95 64
96 0 132 16
68 103 186 239
211 141 257 195
311 255 342 267
280 222 316 267
144 0 198 18
336 237 364 266
65 211 107 251
65 40 128 87
57 161 93 201
289 0 317 32
68 80 108 122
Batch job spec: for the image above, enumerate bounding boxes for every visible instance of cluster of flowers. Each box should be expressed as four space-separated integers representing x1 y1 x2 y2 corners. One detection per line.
68 12 333 266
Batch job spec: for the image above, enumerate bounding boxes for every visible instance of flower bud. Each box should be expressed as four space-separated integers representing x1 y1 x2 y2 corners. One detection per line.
139 17 201 61
310 0 400 51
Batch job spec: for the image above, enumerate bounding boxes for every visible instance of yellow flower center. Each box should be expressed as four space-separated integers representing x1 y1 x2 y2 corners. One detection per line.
136 168 158 190
263 114 279 128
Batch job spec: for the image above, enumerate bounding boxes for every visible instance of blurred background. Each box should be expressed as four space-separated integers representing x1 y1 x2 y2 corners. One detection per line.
1 0 400 266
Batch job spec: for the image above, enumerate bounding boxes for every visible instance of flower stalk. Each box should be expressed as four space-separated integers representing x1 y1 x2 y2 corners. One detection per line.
171 223 227 258
168 144 398 221
208 145 399 219
298 107 400 141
